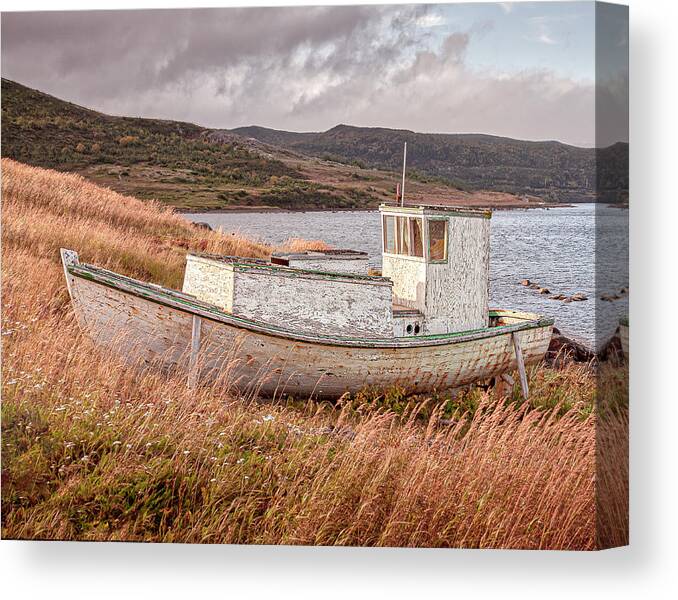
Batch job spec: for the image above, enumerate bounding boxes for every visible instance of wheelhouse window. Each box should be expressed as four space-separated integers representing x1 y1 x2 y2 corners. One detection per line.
428 219 448 261
383 215 396 254
397 217 410 255
410 218 424 257
383 215 424 258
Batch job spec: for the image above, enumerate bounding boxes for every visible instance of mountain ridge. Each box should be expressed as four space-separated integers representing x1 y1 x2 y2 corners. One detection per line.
241 122 587 146
231 124 628 202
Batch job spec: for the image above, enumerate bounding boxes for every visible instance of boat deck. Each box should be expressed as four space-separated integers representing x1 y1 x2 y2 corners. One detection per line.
392 303 423 318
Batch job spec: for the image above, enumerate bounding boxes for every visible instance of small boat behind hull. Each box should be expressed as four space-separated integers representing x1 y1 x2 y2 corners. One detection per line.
61 249 554 399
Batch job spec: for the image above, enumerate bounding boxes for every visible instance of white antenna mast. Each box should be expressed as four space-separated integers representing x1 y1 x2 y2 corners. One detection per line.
400 141 407 206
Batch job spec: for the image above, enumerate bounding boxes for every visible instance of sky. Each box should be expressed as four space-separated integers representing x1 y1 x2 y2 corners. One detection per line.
1 2 628 147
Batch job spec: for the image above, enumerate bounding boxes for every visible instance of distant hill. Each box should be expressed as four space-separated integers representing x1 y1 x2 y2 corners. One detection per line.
1 79 321 210
233 124 628 203
7 79 444 211
1 79 626 209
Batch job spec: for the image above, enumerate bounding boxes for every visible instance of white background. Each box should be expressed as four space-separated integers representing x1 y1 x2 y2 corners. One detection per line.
1 0 676 598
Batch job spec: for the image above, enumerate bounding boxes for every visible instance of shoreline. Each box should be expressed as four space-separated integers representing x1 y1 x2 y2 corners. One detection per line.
177 202 574 215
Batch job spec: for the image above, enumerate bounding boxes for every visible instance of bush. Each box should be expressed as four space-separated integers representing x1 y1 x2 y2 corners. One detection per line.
118 135 139 146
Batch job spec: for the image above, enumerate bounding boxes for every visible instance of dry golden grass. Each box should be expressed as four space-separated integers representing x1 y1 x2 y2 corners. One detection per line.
1 159 628 548
1 159 324 289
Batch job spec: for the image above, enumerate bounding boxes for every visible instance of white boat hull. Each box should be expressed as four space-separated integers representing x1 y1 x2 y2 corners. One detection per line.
62 250 554 398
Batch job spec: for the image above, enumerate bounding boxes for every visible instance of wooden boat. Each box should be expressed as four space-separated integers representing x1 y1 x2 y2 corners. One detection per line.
60 246 553 399
61 168 556 398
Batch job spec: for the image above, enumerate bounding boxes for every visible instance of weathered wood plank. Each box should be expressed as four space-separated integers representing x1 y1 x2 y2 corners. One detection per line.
60 248 80 296
183 253 393 338
70 262 552 349
68 271 552 399
380 208 490 335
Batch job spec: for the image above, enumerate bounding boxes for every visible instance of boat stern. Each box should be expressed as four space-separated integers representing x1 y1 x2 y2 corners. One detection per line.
60 248 80 298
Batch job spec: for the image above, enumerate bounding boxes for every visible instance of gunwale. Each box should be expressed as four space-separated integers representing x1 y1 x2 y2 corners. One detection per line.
67 262 554 349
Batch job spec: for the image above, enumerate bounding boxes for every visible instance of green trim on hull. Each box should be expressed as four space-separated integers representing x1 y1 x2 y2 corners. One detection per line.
68 263 554 349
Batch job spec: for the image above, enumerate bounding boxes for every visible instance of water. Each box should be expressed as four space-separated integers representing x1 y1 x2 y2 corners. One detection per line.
184 205 629 348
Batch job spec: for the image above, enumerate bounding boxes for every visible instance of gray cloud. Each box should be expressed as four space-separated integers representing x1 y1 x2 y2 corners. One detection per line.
2 5 597 145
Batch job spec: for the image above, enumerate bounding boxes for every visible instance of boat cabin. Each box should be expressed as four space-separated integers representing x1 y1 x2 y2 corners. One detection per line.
379 204 491 335
182 253 394 339
181 204 491 339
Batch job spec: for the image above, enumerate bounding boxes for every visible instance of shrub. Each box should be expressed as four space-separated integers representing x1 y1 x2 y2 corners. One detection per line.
118 135 139 146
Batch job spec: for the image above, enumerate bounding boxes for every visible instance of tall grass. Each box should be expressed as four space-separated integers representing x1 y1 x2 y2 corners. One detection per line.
1 160 627 548
1 159 326 288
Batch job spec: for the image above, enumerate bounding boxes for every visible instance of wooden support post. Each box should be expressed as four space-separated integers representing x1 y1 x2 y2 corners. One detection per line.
512 332 529 400
188 315 202 389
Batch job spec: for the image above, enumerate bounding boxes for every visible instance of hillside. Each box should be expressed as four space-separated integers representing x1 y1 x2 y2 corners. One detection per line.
1 79 552 211
0 79 314 210
233 124 629 203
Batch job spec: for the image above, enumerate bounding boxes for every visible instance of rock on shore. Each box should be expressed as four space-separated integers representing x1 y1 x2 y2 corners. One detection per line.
547 327 625 364
520 280 588 303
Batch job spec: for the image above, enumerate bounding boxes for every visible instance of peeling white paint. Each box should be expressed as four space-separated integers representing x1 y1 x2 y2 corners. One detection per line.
232 269 393 338
271 250 369 274
68 271 553 399
182 254 234 312
380 207 490 335
285 257 367 273
425 216 490 333
183 255 393 338
393 313 424 337
185 205 490 339
382 255 427 311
